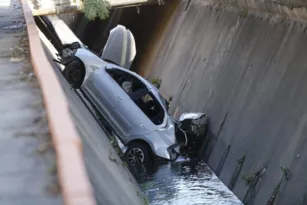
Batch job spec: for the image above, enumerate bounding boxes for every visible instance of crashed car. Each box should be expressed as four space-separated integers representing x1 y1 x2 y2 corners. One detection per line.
58 25 208 164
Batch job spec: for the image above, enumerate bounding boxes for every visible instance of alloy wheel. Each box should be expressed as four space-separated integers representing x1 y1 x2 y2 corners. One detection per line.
127 148 145 164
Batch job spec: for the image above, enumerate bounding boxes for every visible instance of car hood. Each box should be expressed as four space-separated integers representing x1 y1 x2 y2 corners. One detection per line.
100 25 136 69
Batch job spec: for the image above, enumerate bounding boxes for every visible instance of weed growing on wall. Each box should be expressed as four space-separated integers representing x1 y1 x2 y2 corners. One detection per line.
150 77 162 88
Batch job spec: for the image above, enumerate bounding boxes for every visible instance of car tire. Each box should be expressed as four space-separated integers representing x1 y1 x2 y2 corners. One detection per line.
125 143 152 165
63 58 85 89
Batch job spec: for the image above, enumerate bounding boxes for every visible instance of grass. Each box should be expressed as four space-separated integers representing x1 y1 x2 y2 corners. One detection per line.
149 77 162 89
280 165 290 180
241 173 253 185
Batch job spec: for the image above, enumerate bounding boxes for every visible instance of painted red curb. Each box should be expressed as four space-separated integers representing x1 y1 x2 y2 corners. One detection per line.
19 0 96 204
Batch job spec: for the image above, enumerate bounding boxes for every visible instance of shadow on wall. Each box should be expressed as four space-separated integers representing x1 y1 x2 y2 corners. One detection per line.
59 10 122 55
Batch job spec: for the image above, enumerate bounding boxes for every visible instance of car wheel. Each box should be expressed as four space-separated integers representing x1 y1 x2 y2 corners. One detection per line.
125 143 152 165
63 59 85 89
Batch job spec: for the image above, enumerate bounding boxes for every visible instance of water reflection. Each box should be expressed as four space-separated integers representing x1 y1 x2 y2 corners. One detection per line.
129 158 242 205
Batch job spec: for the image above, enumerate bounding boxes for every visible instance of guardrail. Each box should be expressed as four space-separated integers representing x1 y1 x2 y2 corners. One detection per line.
20 0 96 204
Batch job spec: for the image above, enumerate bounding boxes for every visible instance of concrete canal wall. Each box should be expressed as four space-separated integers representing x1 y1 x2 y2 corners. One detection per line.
143 0 307 204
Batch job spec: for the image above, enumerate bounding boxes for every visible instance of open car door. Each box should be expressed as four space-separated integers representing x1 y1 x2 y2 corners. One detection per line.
101 25 136 70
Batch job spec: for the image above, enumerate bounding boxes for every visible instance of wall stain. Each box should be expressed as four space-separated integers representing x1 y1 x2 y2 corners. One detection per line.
184 0 191 11
229 155 246 190
216 113 228 140
216 144 231 176
243 161 269 204
267 180 282 205
201 113 228 162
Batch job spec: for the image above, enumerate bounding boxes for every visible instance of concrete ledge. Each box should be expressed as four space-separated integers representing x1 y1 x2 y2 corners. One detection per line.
20 0 96 204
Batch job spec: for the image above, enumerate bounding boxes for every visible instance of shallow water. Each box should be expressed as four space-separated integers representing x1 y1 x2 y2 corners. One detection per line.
129 159 242 205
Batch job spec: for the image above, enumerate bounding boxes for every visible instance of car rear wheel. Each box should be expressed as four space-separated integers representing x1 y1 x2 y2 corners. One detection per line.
63 59 85 89
125 143 152 165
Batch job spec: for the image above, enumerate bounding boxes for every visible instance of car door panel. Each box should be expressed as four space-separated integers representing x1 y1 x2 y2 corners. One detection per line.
114 96 154 138
82 68 129 135
83 67 162 141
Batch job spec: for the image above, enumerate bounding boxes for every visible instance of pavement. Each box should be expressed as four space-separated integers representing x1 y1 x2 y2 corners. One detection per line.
39 20 145 205
0 0 62 204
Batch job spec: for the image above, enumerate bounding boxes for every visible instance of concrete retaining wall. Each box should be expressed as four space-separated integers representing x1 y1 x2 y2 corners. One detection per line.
145 0 307 204
214 0 307 20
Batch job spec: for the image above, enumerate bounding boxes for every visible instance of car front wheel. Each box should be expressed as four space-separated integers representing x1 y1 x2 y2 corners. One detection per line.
125 143 152 165
63 58 85 89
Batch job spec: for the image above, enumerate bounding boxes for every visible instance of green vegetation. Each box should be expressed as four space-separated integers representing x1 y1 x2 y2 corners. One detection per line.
280 165 290 180
82 0 110 21
241 173 253 185
150 77 162 89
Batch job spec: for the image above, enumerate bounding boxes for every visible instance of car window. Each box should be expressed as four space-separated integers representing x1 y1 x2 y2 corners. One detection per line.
106 68 164 125
106 68 146 95
134 92 165 125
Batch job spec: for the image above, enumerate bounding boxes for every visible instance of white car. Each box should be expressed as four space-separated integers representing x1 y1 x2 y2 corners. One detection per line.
57 25 208 164
58 24 181 164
